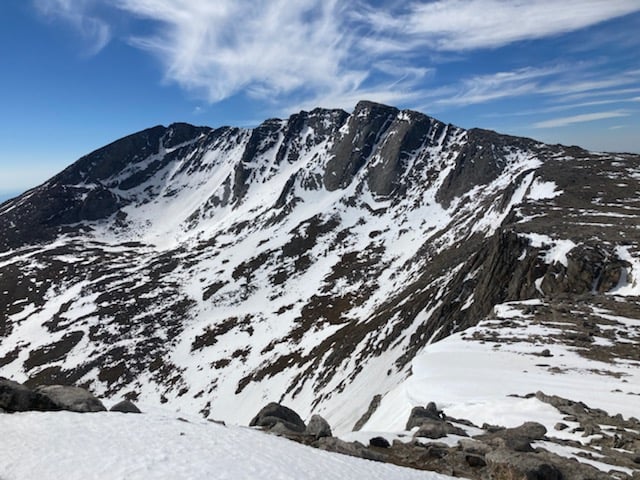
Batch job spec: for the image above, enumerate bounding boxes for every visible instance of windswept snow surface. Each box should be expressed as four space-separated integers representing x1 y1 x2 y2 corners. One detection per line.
362 300 640 434
0 410 459 480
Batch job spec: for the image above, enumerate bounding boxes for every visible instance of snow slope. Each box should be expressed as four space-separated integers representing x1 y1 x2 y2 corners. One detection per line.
364 299 640 432
0 410 459 480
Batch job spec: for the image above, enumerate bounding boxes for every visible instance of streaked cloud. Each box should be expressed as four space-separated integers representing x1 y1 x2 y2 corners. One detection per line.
533 111 630 129
34 0 111 55
30 0 640 130
394 0 640 51
109 1 639 112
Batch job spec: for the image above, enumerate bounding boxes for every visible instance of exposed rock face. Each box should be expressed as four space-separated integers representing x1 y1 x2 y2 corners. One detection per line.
0 100 638 431
353 394 382 431
35 385 106 412
249 403 306 433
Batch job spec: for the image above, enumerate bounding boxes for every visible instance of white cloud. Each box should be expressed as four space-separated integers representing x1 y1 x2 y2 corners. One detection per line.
533 111 630 128
114 0 377 105
30 0 640 116
393 0 640 51
34 0 111 55
430 66 560 107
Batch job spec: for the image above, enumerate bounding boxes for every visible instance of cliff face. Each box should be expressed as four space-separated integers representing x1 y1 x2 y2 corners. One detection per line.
0 101 638 430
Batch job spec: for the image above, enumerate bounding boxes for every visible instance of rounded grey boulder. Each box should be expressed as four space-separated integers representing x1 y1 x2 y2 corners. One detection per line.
305 414 332 438
35 385 106 413
0 378 61 412
249 402 306 433
110 399 141 414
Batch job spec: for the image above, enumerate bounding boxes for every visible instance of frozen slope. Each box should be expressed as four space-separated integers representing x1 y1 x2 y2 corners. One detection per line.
0 409 460 480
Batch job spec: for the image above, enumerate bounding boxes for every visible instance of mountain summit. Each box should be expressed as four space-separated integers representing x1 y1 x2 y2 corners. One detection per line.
1 101 639 431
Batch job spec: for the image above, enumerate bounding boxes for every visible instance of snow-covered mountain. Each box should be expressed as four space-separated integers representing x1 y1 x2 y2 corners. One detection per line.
1 100 639 434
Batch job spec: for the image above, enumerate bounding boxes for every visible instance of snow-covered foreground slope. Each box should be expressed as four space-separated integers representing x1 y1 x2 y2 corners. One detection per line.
0 410 458 480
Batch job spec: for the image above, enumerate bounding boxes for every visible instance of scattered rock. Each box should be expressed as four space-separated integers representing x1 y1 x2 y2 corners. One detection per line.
554 422 568 431
369 436 390 448
487 449 563 480
35 385 106 412
458 438 493 455
465 454 487 468
406 402 444 429
476 421 546 452
540 348 553 357
110 399 141 414
414 419 468 439
249 402 306 433
305 414 332 438
316 437 385 462
0 378 61 412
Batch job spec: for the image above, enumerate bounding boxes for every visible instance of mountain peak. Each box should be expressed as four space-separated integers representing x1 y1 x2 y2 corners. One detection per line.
1 101 639 441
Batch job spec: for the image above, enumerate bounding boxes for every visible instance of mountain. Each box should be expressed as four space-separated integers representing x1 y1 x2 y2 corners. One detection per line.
1 100 639 434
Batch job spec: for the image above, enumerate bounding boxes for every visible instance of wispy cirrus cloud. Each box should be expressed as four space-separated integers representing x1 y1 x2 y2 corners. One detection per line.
533 111 631 129
34 0 111 55
366 0 640 51
30 0 640 118
423 65 640 113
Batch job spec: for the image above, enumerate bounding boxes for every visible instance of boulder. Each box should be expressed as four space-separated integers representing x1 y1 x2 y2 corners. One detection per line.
406 402 444 430
487 449 563 480
110 399 141 414
414 419 468 439
465 454 487 468
316 437 385 462
0 378 60 412
476 421 547 452
35 385 106 412
459 438 493 455
249 402 306 433
369 436 390 448
305 414 332 438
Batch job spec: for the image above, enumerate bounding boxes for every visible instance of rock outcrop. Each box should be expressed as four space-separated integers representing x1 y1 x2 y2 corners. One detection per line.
249 403 306 433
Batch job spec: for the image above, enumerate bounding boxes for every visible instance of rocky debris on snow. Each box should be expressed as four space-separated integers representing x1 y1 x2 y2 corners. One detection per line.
406 402 445 430
251 397 640 480
0 378 113 414
110 399 142 414
249 402 306 433
474 421 547 452
369 437 391 448
305 414 332 438
316 437 385 462
0 377 61 412
35 385 106 413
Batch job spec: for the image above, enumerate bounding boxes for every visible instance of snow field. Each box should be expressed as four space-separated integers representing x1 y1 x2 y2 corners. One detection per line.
0 410 459 480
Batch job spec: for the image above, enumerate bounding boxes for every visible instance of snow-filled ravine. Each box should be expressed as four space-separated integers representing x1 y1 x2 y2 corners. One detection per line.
0 409 459 480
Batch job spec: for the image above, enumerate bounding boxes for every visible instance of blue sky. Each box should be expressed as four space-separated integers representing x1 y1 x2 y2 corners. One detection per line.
1 1 639 199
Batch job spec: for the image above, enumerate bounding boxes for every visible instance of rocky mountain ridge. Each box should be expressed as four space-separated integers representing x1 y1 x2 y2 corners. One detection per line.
0 100 639 435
